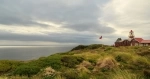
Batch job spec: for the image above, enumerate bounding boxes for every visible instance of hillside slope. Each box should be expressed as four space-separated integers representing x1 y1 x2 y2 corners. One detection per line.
0 44 150 79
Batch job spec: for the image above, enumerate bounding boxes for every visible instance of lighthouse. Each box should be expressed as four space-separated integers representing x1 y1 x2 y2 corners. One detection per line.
115 30 150 46
129 30 134 39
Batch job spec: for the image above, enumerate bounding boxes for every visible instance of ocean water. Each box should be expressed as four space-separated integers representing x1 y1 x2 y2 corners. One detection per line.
0 46 74 61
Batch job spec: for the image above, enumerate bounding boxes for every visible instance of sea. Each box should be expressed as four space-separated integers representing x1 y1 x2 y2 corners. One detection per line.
0 46 74 61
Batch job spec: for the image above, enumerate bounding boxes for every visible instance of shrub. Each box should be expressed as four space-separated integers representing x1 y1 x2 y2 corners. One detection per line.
78 72 90 79
87 44 102 49
61 56 84 68
13 65 40 77
134 46 140 49
137 50 150 56
71 45 88 51
71 44 104 51
88 59 96 66
0 60 23 74
62 69 78 79
104 47 112 51
0 63 11 74
132 56 150 69
31 55 63 70
115 53 132 64
143 70 150 78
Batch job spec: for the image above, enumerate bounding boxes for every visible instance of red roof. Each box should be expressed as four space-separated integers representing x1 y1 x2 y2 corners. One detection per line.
141 40 150 43
134 38 143 43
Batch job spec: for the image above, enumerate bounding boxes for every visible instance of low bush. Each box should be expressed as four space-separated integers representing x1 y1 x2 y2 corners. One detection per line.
71 45 88 51
104 47 112 51
137 50 150 56
61 56 84 68
143 70 150 78
0 60 23 74
61 69 78 79
0 63 11 74
87 44 102 49
71 44 104 51
13 65 40 77
78 72 90 79
30 55 63 70
115 53 132 64
88 59 96 66
132 56 150 69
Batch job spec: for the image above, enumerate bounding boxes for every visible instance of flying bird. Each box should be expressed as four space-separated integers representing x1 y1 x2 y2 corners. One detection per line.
99 36 102 39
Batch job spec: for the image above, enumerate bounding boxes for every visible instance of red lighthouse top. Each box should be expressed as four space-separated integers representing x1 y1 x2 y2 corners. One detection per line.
129 30 134 39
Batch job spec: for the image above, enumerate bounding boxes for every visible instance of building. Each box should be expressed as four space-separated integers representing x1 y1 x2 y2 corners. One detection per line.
115 30 150 47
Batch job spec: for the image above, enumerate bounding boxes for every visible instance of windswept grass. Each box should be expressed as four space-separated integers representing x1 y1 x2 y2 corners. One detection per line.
109 69 143 79
0 44 150 79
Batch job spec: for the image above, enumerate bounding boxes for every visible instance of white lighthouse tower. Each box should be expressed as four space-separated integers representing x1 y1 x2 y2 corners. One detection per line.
129 30 134 39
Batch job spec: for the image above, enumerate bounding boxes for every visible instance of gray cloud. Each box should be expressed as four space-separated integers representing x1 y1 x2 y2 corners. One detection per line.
0 0 114 33
0 0 120 45
0 30 99 44
64 22 115 33
0 16 48 26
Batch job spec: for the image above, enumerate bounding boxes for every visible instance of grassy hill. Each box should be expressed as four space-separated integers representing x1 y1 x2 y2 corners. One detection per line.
0 44 150 79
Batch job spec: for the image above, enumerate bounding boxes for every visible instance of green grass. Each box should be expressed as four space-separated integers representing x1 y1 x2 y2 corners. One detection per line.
0 45 150 79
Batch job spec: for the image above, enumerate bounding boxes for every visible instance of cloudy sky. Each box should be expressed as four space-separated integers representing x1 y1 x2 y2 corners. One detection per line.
0 0 150 46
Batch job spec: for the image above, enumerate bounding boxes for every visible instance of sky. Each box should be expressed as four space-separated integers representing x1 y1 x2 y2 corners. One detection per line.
0 0 150 46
